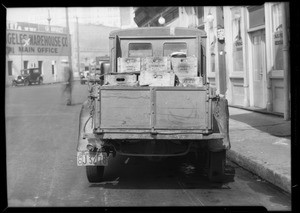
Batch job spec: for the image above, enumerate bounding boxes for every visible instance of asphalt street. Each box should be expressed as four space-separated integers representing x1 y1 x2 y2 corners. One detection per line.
5 82 291 210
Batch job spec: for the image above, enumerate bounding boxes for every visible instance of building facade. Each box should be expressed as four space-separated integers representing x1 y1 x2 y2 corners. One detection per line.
6 22 70 85
6 7 137 86
133 5 290 119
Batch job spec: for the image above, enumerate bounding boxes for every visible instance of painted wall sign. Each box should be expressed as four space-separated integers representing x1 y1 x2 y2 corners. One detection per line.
217 28 225 40
7 21 67 34
274 30 283 45
6 30 70 56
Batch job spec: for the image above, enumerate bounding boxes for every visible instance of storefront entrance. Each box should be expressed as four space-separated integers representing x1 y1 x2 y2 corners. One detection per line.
251 30 266 108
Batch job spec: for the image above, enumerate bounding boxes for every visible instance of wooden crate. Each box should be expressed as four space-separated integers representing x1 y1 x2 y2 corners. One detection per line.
105 74 137 86
118 57 141 73
171 56 198 78
178 76 203 87
139 70 175 86
141 57 171 71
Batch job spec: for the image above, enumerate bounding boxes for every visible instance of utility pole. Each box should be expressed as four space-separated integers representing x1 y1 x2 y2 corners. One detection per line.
76 16 80 74
282 2 290 120
65 7 73 71
47 9 51 32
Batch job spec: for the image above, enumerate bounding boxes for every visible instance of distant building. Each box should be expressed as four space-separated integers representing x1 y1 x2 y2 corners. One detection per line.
6 21 70 85
71 22 119 71
6 7 137 86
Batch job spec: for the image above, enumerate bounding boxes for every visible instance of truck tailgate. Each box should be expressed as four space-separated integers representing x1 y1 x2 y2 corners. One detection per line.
96 86 211 132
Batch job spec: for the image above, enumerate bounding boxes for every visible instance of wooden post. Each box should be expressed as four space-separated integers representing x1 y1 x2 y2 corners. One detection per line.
282 3 290 120
76 16 80 74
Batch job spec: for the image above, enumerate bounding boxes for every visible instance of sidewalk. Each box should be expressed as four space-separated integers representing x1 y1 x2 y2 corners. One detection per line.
227 107 291 193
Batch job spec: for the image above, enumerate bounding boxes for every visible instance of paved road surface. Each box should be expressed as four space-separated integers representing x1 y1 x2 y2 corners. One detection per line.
5 83 291 210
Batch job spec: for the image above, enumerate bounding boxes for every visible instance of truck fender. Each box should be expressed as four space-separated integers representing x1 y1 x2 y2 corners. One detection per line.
77 100 93 152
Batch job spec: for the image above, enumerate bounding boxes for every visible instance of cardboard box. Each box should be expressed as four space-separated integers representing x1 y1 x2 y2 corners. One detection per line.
171 57 198 78
139 70 175 86
118 57 141 73
141 57 171 71
105 74 137 86
178 76 203 87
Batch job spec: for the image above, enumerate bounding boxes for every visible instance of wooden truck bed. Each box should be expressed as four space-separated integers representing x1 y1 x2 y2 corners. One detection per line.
93 86 215 137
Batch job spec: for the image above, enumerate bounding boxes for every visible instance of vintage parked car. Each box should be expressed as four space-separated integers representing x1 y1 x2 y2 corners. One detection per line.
12 68 43 86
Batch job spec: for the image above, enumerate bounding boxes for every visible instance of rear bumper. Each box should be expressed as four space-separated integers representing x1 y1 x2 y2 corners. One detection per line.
83 132 224 140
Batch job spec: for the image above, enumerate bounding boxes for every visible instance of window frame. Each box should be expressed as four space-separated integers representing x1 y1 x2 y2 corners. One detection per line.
162 42 188 57
128 42 153 57
231 6 244 73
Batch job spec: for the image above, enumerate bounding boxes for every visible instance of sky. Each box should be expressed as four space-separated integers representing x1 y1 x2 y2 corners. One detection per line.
6 7 131 28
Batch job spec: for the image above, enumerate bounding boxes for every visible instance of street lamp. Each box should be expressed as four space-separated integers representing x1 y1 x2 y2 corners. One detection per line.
158 15 165 25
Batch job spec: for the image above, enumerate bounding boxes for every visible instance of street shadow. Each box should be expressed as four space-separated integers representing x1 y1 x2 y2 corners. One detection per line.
229 112 291 138
88 155 235 190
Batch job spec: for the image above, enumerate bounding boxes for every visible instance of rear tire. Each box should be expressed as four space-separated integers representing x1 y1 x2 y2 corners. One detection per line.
208 150 226 182
86 166 105 183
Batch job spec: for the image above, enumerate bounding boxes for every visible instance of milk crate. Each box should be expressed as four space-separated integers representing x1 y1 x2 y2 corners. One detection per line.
178 76 203 87
117 57 141 73
139 70 175 86
141 57 171 71
105 74 137 86
171 56 198 78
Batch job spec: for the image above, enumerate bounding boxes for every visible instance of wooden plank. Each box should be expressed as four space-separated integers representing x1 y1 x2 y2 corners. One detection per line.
155 90 207 129
139 70 175 86
100 90 150 128
178 76 203 87
105 74 137 86
141 57 171 71
171 56 198 78
118 57 141 72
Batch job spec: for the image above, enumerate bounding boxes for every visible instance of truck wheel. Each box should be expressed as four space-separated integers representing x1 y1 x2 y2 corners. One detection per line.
86 166 105 183
208 150 226 182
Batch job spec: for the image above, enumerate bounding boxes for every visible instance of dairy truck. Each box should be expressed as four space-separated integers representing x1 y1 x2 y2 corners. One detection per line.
77 27 231 183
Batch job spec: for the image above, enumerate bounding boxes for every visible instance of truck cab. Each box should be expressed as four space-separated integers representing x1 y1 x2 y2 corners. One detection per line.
77 27 231 183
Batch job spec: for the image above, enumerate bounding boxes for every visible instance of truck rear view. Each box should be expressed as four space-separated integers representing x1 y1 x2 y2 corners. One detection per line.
77 27 231 183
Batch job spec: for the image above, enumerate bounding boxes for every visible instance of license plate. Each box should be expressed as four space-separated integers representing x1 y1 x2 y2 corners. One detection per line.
77 151 108 166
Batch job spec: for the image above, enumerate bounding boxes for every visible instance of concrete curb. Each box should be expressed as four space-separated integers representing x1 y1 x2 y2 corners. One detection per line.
227 149 291 194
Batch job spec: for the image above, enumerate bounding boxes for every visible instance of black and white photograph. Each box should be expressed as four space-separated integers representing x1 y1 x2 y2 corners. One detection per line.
4 5 292 210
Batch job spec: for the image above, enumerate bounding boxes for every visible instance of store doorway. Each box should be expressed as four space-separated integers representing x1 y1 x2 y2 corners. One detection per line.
251 30 266 108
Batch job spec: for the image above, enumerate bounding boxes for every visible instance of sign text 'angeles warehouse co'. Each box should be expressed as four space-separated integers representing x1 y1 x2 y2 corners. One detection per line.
6 30 70 56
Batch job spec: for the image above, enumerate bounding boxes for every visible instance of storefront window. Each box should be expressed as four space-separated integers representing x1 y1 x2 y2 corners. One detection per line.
231 7 244 72
272 3 283 70
8 61 13 76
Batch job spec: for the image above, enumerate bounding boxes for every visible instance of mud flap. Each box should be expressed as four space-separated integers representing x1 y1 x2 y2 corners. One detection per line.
212 97 231 150
208 150 226 182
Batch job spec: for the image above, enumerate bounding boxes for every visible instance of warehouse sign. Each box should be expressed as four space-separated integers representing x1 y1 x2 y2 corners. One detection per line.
6 30 70 56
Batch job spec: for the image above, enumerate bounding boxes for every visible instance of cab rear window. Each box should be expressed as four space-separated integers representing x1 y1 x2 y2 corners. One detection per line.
163 43 187 56
128 43 152 57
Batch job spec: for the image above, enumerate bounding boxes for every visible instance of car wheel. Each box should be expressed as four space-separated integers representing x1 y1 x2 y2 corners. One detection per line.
38 78 43 85
24 80 29 86
86 166 105 183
